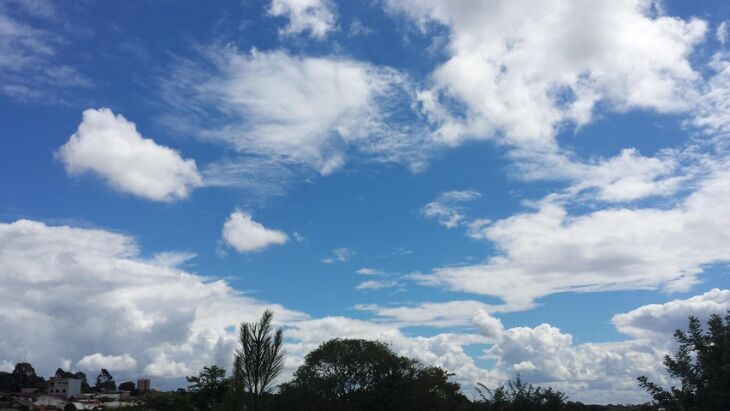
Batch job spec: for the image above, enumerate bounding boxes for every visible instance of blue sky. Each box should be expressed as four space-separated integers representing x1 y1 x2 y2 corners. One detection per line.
2 0 730 404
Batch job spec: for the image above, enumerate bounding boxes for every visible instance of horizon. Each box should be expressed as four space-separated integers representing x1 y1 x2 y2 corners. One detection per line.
2 0 730 405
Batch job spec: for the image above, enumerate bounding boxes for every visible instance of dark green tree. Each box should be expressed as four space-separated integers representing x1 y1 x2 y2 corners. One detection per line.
0 371 11 392
96 368 117 392
638 313 730 411
229 309 285 411
186 365 228 410
276 338 470 411
11 362 43 391
119 381 137 392
474 374 567 411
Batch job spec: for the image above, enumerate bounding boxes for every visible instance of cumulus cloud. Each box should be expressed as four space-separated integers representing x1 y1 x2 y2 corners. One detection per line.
77 353 137 372
268 0 336 39
57 108 202 202
0 219 305 382
162 47 429 176
0 219 498 391
3 218 726 402
414 165 730 307
221 211 288 253
478 318 666 404
387 0 706 148
612 288 730 340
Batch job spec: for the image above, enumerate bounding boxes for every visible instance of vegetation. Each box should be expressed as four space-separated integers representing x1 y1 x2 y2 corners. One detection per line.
275 338 470 411
474 374 566 411
228 309 285 411
96 368 117 392
186 365 228 411
638 313 730 410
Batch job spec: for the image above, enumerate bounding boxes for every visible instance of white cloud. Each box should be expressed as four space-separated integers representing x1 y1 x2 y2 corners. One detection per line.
162 47 428 175
221 211 288 253
268 0 336 39
321 247 354 264
422 190 481 228
387 0 706 148
718 21 728 46
612 288 730 340
77 353 138 372
690 53 730 137
57 108 202 202
478 317 665 404
0 219 305 381
3 218 726 402
355 279 398 291
414 165 730 307
356 300 510 328
355 267 385 276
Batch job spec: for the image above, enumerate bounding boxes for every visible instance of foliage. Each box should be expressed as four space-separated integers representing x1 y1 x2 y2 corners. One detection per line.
186 365 228 410
474 374 567 411
11 362 44 391
229 309 285 411
637 313 730 411
276 338 471 411
96 368 117 392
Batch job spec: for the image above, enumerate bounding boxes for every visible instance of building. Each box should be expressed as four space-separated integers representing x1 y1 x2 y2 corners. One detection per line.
137 378 150 393
47 377 81 399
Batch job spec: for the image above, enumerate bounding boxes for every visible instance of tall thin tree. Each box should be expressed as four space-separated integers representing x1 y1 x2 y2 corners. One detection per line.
232 309 285 411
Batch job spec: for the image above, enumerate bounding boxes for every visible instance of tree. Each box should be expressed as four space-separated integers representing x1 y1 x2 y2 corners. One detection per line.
119 381 137 392
11 362 43 391
230 309 285 411
277 338 470 411
638 313 730 411
474 374 567 411
96 368 117 392
186 365 228 410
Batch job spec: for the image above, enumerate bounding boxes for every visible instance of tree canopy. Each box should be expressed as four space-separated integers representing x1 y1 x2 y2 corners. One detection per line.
638 312 730 410
96 368 117 392
186 365 228 411
276 338 470 411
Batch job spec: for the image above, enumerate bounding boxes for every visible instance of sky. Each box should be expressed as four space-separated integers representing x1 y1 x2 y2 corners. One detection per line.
2 0 730 404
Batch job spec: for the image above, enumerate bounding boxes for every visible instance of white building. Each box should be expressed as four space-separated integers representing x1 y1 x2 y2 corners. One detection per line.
47 377 82 398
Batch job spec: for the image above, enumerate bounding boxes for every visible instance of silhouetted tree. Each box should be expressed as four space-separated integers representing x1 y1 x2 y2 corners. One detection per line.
96 368 117 392
119 381 137 392
11 362 43 391
277 338 470 411
638 313 730 410
474 374 567 411
186 365 228 410
229 309 285 411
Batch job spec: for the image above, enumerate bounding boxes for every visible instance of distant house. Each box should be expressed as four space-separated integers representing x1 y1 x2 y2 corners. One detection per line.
47 376 81 398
